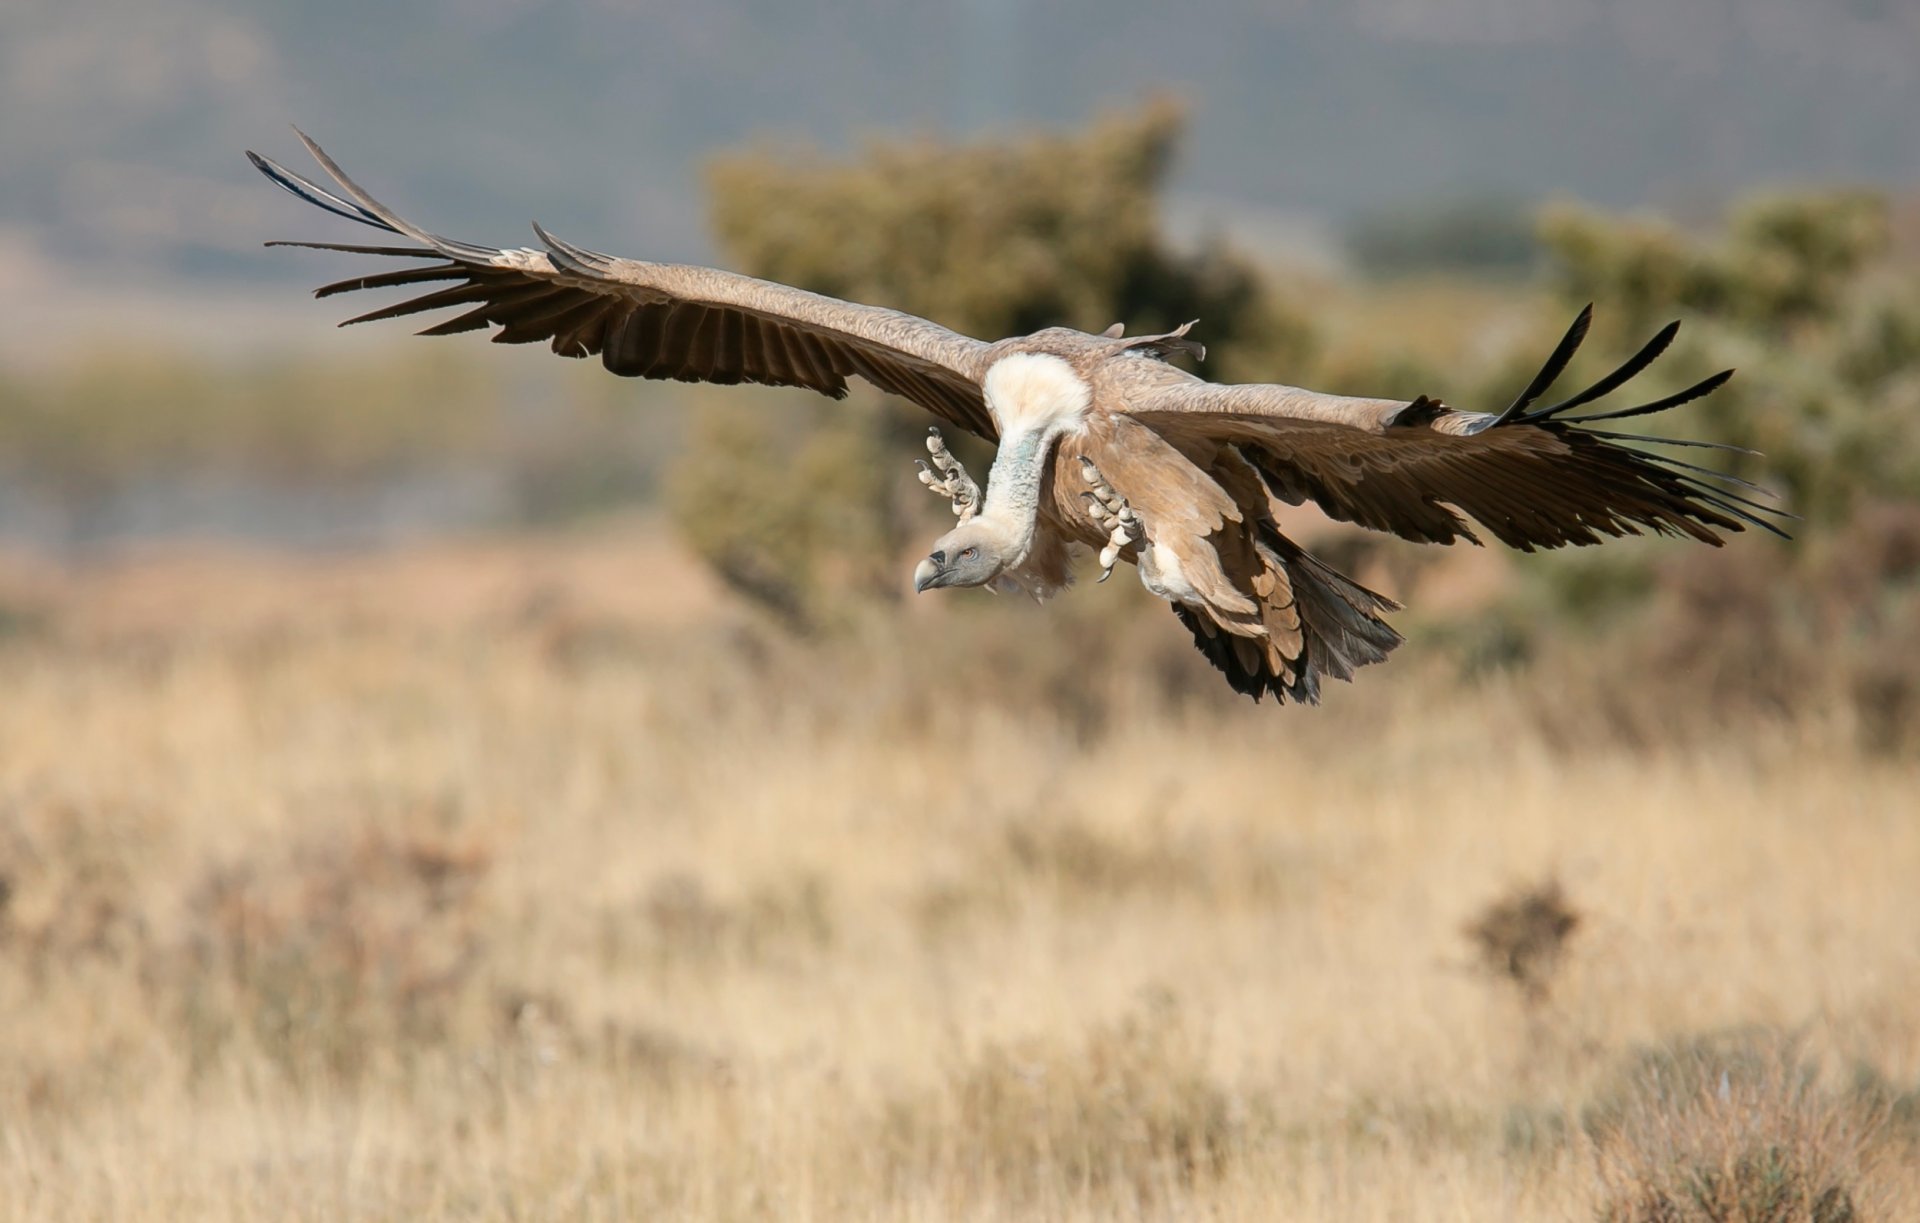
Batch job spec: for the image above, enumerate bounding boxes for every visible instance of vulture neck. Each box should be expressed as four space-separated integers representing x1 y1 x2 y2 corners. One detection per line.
977 353 1092 567
977 421 1069 565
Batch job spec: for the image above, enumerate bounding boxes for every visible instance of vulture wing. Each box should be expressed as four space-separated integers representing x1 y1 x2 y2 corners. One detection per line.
249 133 998 439
1116 307 1790 551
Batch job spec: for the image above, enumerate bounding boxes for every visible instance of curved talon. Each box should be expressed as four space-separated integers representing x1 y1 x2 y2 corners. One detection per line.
918 427 982 522
1079 457 1144 581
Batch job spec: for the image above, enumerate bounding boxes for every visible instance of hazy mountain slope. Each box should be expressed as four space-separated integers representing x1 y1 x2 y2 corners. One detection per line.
4 0 1916 285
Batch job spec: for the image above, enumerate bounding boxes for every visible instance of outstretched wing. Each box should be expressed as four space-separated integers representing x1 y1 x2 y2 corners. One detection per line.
1114 306 1789 551
249 132 998 438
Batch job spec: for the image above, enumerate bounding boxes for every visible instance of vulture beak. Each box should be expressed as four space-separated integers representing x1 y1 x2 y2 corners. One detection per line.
913 553 943 593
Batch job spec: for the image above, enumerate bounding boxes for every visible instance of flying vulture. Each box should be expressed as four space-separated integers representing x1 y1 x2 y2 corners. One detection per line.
248 133 1788 704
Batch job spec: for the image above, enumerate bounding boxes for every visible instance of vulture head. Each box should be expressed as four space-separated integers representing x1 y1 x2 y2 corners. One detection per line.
913 521 1011 592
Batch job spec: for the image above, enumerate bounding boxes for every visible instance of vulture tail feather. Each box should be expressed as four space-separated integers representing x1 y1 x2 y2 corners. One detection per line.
1176 530 1401 705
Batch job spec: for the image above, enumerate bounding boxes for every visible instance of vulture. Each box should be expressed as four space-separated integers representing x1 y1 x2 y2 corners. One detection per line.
248 133 1789 704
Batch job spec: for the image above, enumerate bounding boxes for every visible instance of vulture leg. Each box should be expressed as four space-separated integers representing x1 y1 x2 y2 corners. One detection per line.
915 427 982 523
1078 457 1144 582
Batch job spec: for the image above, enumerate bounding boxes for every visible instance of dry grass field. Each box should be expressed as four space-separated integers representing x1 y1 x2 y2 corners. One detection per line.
1 520 1917 1221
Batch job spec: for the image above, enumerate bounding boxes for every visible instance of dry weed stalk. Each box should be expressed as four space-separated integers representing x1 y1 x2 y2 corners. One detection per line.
1587 1033 1885 1223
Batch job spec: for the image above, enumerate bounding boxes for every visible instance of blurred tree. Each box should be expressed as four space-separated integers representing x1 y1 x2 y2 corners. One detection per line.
669 99 1315 629
1539 192 1920 526
1473 191 1920 689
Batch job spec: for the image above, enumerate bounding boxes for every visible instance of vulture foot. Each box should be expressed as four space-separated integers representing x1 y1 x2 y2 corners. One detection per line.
915 428 981 522
1078 457 1143 582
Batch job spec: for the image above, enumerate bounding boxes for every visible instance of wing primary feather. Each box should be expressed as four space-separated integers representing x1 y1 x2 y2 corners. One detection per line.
289 129 500 262
1665 479 1793 536
339 282 497 327
1592 461 1751 530
315 265 467 299
1522 320 1680 422
1661 473 1796 523
1638 450 1779 496
492 289 601 337
416 305 498 337
1558 369 1736 424
343 277 558 327
266 240 438 258
1580 429 1760 455
247 151 394 231
540 299 615 355
1491 304 1592 426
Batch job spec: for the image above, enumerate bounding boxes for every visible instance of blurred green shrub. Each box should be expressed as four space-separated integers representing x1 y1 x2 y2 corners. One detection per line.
1540 191 1920 524
667 397 906 633
674 99 1315 626
705 97 1311 379
1458 188 1920 715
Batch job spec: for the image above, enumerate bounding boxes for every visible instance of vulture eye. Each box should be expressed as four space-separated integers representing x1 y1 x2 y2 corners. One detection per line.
961 547 979 561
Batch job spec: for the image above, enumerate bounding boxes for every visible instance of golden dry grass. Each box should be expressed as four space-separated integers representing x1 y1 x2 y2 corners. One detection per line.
1 522 1917 1221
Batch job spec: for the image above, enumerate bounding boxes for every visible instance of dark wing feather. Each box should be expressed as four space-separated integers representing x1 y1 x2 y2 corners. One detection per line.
1119 309 1791 551
1489 304 1591 426
248 135 998 438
